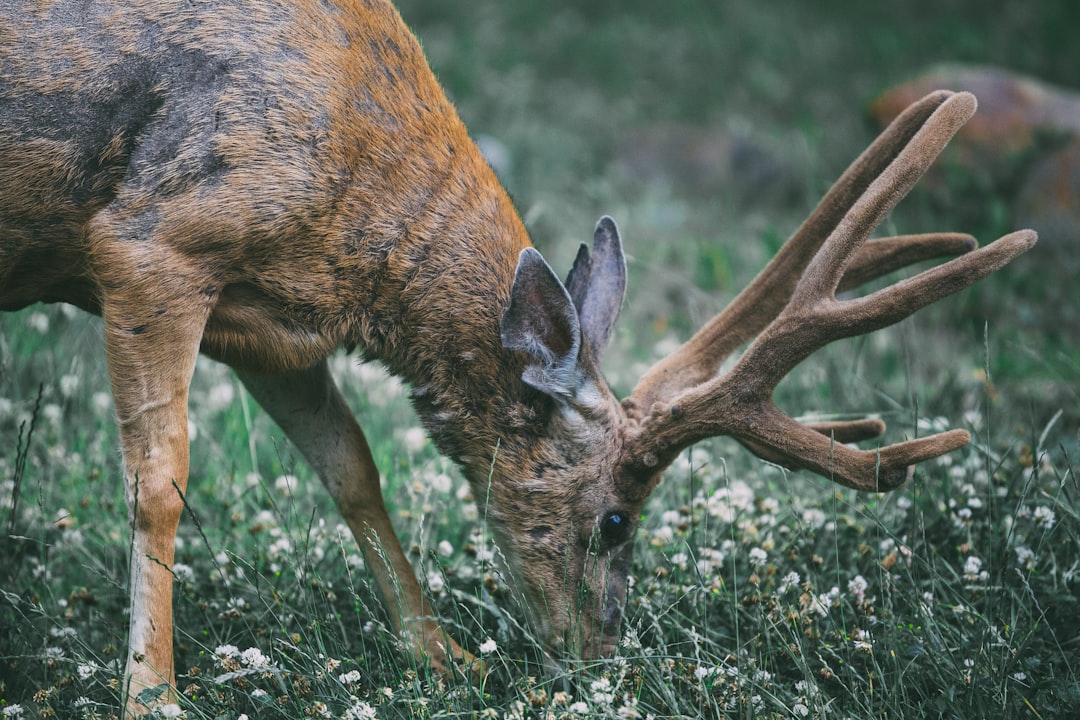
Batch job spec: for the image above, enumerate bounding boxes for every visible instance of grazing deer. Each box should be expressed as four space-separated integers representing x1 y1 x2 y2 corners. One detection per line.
0 0 1034 715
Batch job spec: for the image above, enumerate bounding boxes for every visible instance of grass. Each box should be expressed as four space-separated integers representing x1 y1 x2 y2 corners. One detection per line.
2 1 1079 718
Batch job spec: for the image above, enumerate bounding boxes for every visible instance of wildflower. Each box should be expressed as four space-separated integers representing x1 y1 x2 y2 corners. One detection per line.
158 704 184 718
706 481 755 522
568 701 590 714
792 703 810 717
694 665 717 681
801 508 827 529
207 382 235 411
778 571 800 594
848 575 868 602
853 628 873 653
172 563 195 583
591 677 615 705
214 644 240 662
479 637 498 654
344 698 377 720
339 670 362 684
427 570 445 594
1033 506 1056 529
2 705 25 718
963 556 988 582
240 646 271 669
59 373 80 397
43 403 62 424
77 662 97 680
748 547 768 566
437 540 454 557
403 427 427 453
92 391 113 413
430 473 453 493
617 696 641 718
1014 546 1036 569
274 474 298 495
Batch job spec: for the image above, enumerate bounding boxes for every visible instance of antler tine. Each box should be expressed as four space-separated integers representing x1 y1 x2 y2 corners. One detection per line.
620 91 1037 491
625 91 966 421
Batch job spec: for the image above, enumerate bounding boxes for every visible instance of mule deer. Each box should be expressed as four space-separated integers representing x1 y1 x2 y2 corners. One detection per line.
0 0 1034 715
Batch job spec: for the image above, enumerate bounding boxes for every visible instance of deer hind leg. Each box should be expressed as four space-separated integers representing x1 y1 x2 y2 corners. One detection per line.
236 361 476 676
91 230 216 716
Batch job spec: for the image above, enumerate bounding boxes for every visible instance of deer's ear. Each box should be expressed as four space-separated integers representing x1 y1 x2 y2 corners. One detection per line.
501 248 588 399
564 216 626 363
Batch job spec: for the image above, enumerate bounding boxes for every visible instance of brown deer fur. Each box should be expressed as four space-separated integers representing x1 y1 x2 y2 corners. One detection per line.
0 1 1034 716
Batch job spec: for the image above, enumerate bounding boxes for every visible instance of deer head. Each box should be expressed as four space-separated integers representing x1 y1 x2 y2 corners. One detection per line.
488 90 1035 660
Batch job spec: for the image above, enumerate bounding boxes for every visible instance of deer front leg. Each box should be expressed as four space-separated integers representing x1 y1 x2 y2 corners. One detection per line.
237 361 475 676
100 292 209 717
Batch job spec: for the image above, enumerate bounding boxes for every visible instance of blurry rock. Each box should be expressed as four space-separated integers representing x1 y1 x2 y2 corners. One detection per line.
873 65 1080 253
870 64 1080 156
1016 138 1080 254
613 121 801 205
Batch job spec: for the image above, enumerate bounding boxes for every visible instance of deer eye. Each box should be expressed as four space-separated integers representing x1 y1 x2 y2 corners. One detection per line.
599 511 632 545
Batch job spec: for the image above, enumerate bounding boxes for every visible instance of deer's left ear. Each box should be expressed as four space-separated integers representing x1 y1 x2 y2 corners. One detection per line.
501 247 588 400
564 216 626 363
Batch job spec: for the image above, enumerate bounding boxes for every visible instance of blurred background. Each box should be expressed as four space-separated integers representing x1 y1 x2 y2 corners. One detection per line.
396 0 1080 428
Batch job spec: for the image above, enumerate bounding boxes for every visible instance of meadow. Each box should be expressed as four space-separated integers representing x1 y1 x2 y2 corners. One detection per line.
2 0 1078 718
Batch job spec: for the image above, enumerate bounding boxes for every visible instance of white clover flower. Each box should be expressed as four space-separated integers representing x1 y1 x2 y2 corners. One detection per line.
853 628 873 653
437 540 454 557
479 637 498 654
172 563 195 583
778 571 800 595
77 662 97 680
430 472 452 494
240 646 271 669
59 373 80 397
339 669 362 684
793 702 810 717
801 508 827 529
427 570 445 594
748 547 768 566
1033 506 1056 529
706 481 755 522
1015 546 1036 569
568 702 590 714
617 697 641 719
43 403 62 424
848 574 868 602
274 474 298 495
344 699 377 720
660 510 682 526
158 704 183 718
2 704 25 718
963 555 983 579
207 382 235 411
652 526 674 544
214 644 239 660
402 427 427 453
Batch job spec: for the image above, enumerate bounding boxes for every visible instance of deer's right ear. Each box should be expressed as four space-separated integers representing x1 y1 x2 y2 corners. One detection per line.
564 216 627 363
501 248 587 400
